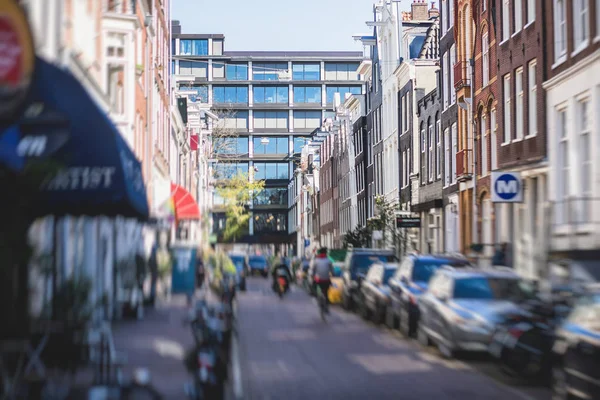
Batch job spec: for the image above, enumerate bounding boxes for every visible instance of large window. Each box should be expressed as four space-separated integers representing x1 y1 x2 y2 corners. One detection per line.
253 162 289 180
254 188 288 206
428 122 434 182
503 74 511 143
213 137 249 155
556 108 569 224
254 212 287 233
578 98 591 220
528 60 537 137
212 86 248 104
482 33 489 86
179 39 208 55
253 86 289 103
451 123 457 182
491 109 498 170
449 0 454 27
293 137 310 153
527 0 535 24
226 63 248 80
514 0 523 32
443 53 449 108
554 0 567 61
326 86 361 103
220 111 249 130
253 137 289 155
450 45 456 103
436 118 441 179
324 63 359 80
212 40 223 55
481 113 488 175
573 0 589 49
502 0 510 41
293 86 321 103
253 111 288 129
516 67 524 140
178 84 208 103
293 111 321 129
442 0 448 34
420 124 426 185
213 162 249 179
444 127 451 185
252 63 288 81
292 63 320 80
212 62 225 79
179 61 207 78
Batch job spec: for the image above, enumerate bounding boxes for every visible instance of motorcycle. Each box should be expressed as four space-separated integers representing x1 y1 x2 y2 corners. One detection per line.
275 270 289 298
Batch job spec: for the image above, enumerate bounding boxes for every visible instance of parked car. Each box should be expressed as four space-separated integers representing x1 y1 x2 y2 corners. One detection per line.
357 262 399 324
551 287 600 400
340 248 398 310
228 253 247 291
418 266 534 358
388 254 471 336
248 255 269 278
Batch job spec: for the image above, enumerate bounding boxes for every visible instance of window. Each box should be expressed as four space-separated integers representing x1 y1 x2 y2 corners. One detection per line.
293 111 321 129
502 0 510 40
516 68 524 140
503 74 511 143
252 63 288 81
491 109 498 170
226 64 248 80
444 128 450 185
556 108 569 224
293 86 321 103
253 111 288 129
213 137 249 154
402 150 408 187
212 40 223 56
179 61 207 78
420 125 426 185
324 63 360 80
292 63 320 80
428 122 434 181
449 0 454 27
450 45 456 103
326 86 361 103
436 118 441 178
220 111 249 129
482 0 487 12
213 162 249 179
179 39 208 55
253 163 289 180
597 0 600 38
254 188 288 206
578 98 592 219
253 86 289 103
212 86 248 104
293 137 310 153
482 33 489 86
443 54 449 108
573 0 590 49
554 0 567 60
442 0 448 34
254 212 287 233
481 113 488 175
253 137 289 155
528 60 537 137
527 0 535 24
212 62 225 79
515 0 523 32
451 123 457 182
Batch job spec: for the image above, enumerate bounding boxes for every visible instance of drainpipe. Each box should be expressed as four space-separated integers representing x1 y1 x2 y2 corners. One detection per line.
470 57 477 249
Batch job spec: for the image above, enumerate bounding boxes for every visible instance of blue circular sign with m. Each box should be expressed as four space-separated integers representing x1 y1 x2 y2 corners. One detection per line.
494 173 521 201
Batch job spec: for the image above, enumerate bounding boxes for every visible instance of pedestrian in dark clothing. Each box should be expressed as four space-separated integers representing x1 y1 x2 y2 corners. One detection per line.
492 243 508 266
148 245 158 306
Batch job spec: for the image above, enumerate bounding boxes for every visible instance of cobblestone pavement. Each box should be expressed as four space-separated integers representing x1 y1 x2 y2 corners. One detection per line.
233 277 551 400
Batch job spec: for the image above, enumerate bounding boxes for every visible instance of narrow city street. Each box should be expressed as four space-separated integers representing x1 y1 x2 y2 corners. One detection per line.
233 278 551 400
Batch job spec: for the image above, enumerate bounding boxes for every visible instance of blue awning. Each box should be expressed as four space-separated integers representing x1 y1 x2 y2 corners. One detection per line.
1 57 149 220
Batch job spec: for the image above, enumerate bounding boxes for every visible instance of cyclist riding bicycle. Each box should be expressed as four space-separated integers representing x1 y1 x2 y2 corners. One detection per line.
311 247 333 308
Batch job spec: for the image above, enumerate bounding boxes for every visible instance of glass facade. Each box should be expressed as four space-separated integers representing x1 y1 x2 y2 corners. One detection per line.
212 86 249 103
213 162 249 178
253 111 288 129
253 137 289 155
253 162 289 180
179 61 208 78
179 39 208 55
221 111 249 129
252 63 288 80
293 137 310 153
324 63 360 80
292 63 320 80
213 137 249 154
293 111 322 129
226 63 248 80
326 86 362 103
254 188 288 206
253 86 288 103
253 212 287 233
293 86 321 103
177 84 209 103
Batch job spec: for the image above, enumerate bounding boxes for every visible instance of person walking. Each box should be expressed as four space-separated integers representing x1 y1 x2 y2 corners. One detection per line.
492 243 509 266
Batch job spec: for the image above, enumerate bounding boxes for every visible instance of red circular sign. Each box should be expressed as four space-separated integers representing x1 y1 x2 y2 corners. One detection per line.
0 15 23 88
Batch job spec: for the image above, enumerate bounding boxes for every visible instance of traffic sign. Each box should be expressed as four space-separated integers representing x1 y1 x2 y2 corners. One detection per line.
491 172 523 203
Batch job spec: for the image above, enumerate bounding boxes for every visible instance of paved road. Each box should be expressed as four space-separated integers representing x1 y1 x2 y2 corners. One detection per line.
233 277 551 400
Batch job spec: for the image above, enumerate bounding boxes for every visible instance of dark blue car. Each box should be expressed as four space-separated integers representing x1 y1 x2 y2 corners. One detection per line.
387 254 471 336
248 255 269 278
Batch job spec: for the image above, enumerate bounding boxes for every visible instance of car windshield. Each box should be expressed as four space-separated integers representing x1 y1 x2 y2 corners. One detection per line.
383 268 396 284
353 254 397 274
453 277 528 300
413 261 469 283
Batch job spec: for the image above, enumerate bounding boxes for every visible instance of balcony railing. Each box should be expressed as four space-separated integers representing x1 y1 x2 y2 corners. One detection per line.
453 61 470 90
455 149 472 178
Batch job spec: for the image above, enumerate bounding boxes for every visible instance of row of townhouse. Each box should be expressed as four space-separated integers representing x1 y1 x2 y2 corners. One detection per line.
20 0 195 320
306 0 599 279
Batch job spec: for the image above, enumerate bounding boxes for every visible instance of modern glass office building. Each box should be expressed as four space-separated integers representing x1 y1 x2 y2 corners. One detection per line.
171 21 364 245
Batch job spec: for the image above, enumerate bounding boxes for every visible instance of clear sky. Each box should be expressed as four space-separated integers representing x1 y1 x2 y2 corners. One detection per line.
171 0 423 52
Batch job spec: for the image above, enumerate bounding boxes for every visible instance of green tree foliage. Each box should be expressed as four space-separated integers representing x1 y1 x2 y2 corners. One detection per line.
343 225 371 248
215 172 265 242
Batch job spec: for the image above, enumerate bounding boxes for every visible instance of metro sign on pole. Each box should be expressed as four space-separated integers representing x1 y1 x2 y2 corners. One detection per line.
491 171 523 203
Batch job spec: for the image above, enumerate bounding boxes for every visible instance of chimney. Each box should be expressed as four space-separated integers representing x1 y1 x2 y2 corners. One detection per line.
428 2 440 19
171 20 181 35
411 0 429 21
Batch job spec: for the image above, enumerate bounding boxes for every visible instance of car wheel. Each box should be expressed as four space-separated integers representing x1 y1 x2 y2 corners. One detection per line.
342 290 352 310
385 307 398 329
417 324 430 347
400 308 412 337
359 298 370 320
373 304 384 325
552 366 570 400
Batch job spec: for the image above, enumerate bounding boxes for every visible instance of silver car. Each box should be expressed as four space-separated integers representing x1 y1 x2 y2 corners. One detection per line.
417 266 534 358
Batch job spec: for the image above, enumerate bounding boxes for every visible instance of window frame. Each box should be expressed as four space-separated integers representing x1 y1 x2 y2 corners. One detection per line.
503 74 512 144
527 60 537 138
515 67 524 141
